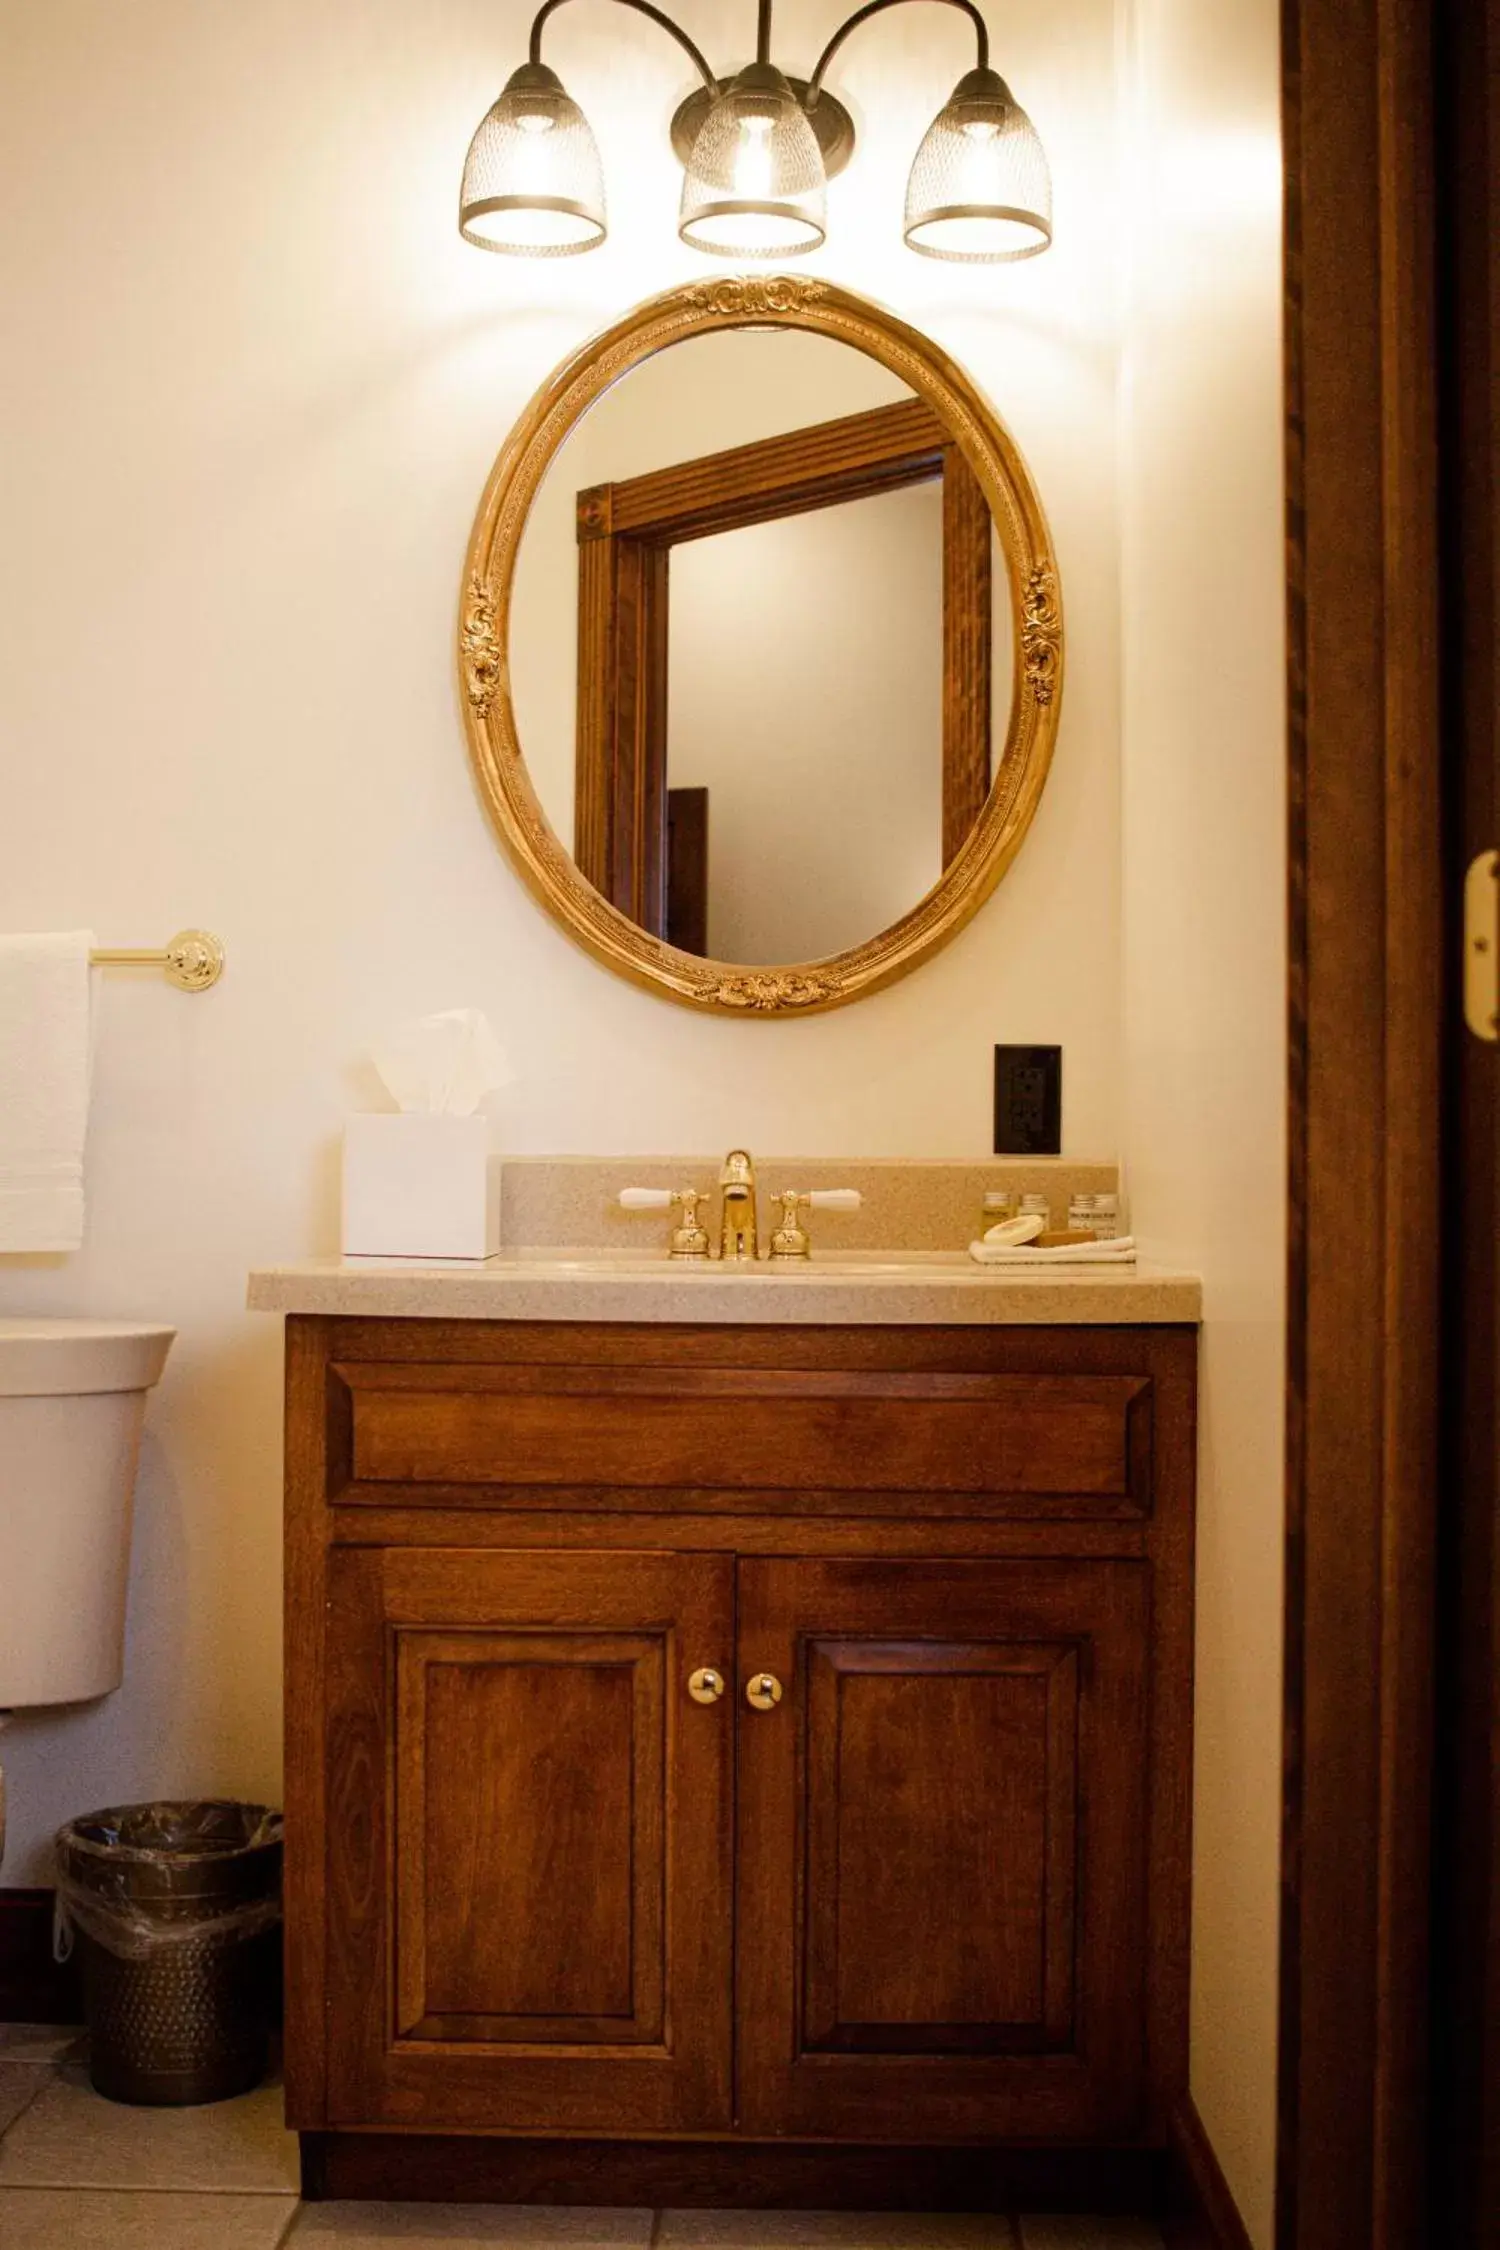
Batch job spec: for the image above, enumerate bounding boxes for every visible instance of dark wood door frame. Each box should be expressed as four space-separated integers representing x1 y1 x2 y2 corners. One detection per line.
573 397 993 932
1430 0 1500 2234
1280 0 1444 2245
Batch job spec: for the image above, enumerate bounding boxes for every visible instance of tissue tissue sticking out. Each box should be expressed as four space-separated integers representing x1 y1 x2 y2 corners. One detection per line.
369 1008 513 1117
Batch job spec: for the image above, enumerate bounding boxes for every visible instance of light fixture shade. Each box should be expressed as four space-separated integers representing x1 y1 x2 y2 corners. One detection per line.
904 68 1051 263
460 62 606 256
679 63 826 258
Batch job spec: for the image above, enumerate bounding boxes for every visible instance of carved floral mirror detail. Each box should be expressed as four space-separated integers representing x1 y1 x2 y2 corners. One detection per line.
460 275 1063 1015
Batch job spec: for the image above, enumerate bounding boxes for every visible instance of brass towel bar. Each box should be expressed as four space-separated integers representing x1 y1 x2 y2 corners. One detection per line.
89 929 225 993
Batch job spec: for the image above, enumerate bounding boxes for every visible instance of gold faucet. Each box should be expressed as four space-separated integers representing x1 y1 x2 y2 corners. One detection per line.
718 1149 758 1261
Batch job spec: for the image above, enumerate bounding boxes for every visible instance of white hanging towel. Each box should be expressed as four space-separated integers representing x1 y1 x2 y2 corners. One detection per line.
0 932 96 1252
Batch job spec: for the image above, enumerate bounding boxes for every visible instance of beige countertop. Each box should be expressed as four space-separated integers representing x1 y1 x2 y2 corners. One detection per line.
246 1250 1201 1326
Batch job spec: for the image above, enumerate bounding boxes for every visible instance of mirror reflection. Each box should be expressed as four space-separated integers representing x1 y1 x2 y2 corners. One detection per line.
510 329 1014 965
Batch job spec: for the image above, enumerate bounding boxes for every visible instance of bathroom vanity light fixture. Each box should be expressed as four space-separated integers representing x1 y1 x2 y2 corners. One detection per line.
459 0 1051 263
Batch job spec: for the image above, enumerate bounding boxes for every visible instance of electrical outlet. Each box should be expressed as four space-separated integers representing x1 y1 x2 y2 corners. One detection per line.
994 1045 1061 1155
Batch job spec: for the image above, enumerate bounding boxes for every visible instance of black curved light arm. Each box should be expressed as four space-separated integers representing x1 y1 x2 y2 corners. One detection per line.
524 0 987 117
527 0 719 94
807 0 989 104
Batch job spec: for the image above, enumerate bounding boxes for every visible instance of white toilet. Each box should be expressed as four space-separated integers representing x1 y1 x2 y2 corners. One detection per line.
0 1319 175 1707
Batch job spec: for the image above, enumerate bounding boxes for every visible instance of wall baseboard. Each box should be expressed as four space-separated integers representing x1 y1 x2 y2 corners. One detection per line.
1164 2096 1256 2250
0 1889 82 2025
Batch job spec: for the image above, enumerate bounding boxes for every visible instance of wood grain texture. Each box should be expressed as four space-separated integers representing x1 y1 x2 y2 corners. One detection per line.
801 1640 1077 2051
335 1361 1152 1507
283 1314 334 2125
325 1545 733 2136
393 1630 656 2039
1280 0 1443 2242
1430 3 1500 2238
324 1543 389 2127
331 1507 1155 1556
585 398 948 546
311 1315 1189 1376
285 1313 1196 2182
306 2130 1171 2209
575 533 668 934
735 1555 1151 2142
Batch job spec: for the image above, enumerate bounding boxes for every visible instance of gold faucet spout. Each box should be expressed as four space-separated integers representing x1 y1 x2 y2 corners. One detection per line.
718 1148 759 1261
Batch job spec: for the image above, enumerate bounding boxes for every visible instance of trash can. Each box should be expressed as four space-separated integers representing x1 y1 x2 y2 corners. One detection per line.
54 1800 283 2106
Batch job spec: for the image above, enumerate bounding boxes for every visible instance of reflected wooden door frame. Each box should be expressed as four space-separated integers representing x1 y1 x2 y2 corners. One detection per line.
572 397 993 939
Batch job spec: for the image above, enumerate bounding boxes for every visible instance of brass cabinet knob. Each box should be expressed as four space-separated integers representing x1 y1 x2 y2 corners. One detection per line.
745 1671 784 1711
687 1667 726 1705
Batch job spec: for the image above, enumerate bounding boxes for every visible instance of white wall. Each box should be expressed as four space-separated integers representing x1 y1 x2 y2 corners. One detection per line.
671 482 945 962
1117 2 1286 2244
0 0 1125 1874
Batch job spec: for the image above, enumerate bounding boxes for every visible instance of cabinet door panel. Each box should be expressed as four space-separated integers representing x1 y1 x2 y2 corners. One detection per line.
803 1639 1077 2052
737 1557 1149 2141
327 1547 733 2134
394 1628 660 2042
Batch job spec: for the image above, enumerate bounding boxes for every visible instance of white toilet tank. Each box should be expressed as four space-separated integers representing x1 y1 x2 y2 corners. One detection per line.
0 1320 174 1707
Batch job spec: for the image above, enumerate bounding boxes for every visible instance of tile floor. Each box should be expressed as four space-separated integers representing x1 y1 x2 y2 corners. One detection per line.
0 2027 1163 2250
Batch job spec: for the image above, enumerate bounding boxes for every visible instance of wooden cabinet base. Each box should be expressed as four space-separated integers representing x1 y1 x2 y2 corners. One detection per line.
285 1319 1200 2213
299 2131 1171 2213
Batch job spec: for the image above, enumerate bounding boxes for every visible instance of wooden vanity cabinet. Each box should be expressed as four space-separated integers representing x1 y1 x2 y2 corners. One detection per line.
285 1316 1197 2207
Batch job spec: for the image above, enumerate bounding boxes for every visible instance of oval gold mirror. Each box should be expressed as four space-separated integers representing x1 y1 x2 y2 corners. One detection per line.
460 275 1062 1015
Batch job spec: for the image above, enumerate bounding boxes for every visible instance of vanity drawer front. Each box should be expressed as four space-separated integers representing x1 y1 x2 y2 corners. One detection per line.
331 1361 1154 1514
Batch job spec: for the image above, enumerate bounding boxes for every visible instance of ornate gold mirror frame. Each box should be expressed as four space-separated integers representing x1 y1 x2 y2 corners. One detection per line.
459 274 1063 1015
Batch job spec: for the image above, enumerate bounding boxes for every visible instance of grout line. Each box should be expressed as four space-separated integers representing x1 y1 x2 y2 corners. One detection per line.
0 2062 59 2148
649 2210 666 2248
273 2194 304 2247
0 2176 301 2196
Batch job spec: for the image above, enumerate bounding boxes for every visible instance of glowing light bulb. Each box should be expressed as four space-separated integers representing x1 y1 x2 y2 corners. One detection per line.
678 63 827 258
458 62 606 255
734 111 776 198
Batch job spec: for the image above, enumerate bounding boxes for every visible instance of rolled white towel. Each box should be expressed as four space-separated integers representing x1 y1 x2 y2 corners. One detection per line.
969 1235 1138 1266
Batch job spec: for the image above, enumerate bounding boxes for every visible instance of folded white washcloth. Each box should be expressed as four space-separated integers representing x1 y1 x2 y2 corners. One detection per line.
0 932 96 1252
969 1235 1138 1266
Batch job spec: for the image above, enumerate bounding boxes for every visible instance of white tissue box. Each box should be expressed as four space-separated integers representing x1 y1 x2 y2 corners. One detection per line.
341 1115 501 1261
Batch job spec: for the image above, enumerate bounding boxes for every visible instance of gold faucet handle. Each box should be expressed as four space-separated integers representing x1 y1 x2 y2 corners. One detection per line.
617 1185 712 1259
669 1188 712 1259
768 1187 862 1260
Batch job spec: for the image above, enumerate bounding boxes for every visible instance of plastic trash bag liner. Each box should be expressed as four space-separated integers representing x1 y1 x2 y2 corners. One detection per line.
54 1800 284 1964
